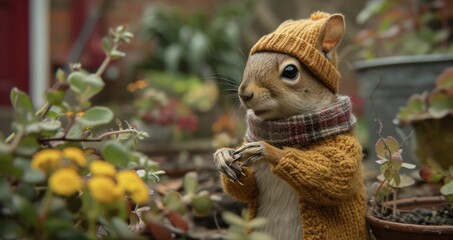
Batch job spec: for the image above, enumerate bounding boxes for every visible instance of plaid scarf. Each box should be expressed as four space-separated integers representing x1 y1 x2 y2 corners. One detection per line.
245 96 356 148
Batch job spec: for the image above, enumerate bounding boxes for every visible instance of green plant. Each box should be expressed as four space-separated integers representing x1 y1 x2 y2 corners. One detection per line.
419 158 453 202
395 67 453 169
138 171 216 239
370 136 416 217
139 2 252 82
222 210 272 240
397 67 453 124
0 25 166 239
355 0 453 59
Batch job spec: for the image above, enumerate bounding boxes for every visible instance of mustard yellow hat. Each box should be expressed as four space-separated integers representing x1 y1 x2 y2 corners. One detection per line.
250 11 341 93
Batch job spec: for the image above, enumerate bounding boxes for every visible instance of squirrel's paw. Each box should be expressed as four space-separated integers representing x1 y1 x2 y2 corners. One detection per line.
233 142 266 166
213 148 244 180
233 141 283 166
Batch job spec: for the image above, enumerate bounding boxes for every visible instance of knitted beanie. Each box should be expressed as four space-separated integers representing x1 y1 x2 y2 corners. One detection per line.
250 11 341 93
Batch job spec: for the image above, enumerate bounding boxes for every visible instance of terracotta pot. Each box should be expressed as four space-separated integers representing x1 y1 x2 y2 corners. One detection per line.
367 196 453 240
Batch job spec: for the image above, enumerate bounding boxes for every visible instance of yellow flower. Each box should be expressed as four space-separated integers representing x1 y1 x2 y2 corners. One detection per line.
32 149 62 172
116 170 141 191
116 170 149 204
88 176 124 204
65 112 74 118
90 160 116 176
76 112 84 118
63 147 87 167
49 168 82 196
130 182 149 204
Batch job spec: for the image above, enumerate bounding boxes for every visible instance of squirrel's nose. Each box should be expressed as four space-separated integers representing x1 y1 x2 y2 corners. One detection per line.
239 91 253 102
239 84 254 102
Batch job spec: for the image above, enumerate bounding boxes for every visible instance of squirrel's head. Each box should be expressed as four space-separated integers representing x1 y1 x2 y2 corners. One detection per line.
239 12 345 120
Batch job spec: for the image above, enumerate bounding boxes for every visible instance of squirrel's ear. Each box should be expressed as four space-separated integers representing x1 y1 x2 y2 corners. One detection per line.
317 14 345 57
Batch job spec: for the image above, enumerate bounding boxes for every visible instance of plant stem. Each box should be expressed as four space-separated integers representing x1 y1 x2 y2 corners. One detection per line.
62 115 76 138
39 129 137 144
95 42 119 78
392 189 397 218
37 188 53 238
3 126 24 151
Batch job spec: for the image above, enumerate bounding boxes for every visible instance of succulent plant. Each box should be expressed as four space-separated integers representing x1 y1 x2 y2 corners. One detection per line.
396 67 453 125
395 67 453 169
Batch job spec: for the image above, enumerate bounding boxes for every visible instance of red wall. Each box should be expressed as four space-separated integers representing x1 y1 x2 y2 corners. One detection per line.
0 0 29 106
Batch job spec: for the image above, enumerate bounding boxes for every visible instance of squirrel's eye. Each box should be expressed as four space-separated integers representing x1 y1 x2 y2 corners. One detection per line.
281 64 299 80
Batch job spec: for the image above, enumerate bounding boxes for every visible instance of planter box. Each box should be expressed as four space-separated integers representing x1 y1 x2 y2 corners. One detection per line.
355 54 453 164
367 196 453 240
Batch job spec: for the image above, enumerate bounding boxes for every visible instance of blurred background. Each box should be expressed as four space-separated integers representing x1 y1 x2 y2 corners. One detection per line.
1 0 453 164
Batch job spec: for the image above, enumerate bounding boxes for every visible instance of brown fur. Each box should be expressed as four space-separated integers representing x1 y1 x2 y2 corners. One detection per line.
239 52 337 120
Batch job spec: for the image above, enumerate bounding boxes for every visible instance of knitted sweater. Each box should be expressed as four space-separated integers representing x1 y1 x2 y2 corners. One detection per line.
220 131 369 240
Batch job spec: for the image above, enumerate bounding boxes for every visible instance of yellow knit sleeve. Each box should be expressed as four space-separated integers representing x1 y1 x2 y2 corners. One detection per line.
271 134 363 205
220 166 259 203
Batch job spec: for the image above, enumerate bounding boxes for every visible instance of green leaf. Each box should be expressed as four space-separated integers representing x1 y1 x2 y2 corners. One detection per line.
0 219 24 240
162 191 186 215
222 211 245 226
46 90 65 105
191 191 212 217
76 106 114 127
436 67 453 90
110 49 126 59
390 174 415 188
440 181 453 196
428 89 453 118
39 120 62 131
401 162 416 169
111 217 136 238
0 178 11 201
15 136 39 156
0 154 22 177
12 194 38 227
396 94 426 123
55 68 66 82
164 44 183 73
44 218 74 235
14 157 45 183
25 122 41 134
47 106 64 120
102 140 130 167
66 125 84 139
10 87 34 113
248 217 268 229
249 232 273 240
102 37 111 53
68 72 105 101
16 183 37 200
183 171 198 196
375 136 400 160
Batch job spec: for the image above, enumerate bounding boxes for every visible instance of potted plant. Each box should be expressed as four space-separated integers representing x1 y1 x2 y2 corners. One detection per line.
366 135 453 239
353 0 453 164
396 67 453 168
128 79 199 144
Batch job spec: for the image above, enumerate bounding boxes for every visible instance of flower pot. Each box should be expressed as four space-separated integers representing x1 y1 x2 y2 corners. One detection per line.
354 54 453 164
366 196 453 240
411 116 453 169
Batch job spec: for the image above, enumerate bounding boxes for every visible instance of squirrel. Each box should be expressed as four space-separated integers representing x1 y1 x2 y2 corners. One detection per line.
213 11 369 240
